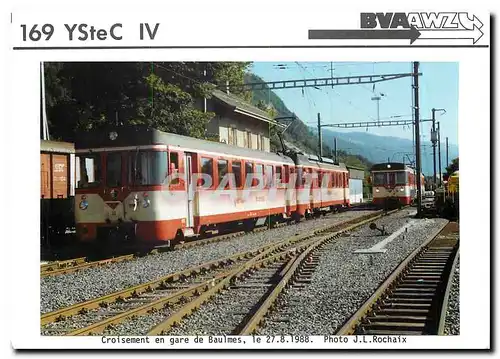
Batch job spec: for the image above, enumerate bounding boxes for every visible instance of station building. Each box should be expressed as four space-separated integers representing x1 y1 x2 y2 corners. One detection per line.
204 89 278 152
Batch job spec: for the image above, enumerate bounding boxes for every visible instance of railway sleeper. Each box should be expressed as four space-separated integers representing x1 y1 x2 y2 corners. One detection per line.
360 321 426 331
366 315 430 323
378 308 431 316
363 330 423 336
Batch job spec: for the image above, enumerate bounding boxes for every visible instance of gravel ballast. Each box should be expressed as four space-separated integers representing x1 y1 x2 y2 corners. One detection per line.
256 210 448 335
41 210 375 314
444 256 460 335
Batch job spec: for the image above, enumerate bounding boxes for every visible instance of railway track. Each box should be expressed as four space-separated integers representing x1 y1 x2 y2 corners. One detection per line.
40 257 86 275
41 209 391 336
147 210 399 336
40 209 375 278
337 221 459 336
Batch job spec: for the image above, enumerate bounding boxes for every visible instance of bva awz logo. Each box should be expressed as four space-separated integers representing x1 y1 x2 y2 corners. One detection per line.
361 12 484 44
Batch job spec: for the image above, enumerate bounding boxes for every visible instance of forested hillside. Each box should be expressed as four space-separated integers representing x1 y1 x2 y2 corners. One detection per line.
246 73 372 169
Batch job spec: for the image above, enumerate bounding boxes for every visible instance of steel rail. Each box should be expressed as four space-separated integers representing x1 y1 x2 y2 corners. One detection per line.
237 211 397 335
337 220 457 335
67 247 300 336
147 210 395 336
40 247 267 326
40 257 86 274
41 210 338 277
146 237 314 335
438 248 460 335
41 254 135 278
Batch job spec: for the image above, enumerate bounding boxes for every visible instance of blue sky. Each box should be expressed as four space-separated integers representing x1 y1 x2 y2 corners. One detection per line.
250 62 458 146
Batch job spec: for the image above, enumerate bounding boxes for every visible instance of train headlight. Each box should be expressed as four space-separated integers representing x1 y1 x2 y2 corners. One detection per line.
400 187 405 192
375 188 380 193
79 200 89 210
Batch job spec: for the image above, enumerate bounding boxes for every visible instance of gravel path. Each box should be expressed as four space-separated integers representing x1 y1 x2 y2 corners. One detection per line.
444 256 460 335
256 210 448 335
41 210 375 314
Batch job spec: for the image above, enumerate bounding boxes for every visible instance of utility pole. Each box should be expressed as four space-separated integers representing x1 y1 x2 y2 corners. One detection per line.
446 137 449 168
437 122 442 186
40 61 50 140
431 108 437 187
317 113 323 157
413 62 422 215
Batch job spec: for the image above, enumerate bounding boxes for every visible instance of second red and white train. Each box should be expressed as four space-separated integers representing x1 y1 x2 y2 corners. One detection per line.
370 162 424 208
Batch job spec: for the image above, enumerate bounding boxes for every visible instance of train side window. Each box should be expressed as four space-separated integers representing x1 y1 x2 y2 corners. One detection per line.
296 167 303 187
201 157 214 187
217 159 228 187
169 152 180 185
245 161 253 186
275 166 282 185
252 164 263 187
282 165 289 184
77 154 101 188
232 161 242 188
265 165 273 187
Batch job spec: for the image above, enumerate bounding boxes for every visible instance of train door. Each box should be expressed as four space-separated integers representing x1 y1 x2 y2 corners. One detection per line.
185 153 195 228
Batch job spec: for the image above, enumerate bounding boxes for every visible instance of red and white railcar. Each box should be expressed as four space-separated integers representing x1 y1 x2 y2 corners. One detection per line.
74 127 351 246
292 154 350 218
74 127 295 245
370 162 422 208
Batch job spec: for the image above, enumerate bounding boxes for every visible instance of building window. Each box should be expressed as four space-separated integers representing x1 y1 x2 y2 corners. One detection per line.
247 131 252 149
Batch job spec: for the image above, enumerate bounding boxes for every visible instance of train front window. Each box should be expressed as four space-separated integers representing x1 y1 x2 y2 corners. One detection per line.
129 151 167 186
395 171 408 185
373 173 386 185
106 152 122 187
76 154 101 188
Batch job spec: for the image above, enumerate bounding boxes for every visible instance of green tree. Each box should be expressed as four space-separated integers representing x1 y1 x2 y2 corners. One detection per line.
44 62 252 142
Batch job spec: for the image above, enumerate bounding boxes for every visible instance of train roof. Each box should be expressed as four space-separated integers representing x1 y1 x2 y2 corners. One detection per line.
40 140 75 154
370 162 413 172
293 153 348 171
75 126 294 164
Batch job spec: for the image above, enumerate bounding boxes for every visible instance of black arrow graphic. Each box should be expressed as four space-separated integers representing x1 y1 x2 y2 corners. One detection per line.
309 26 421 44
